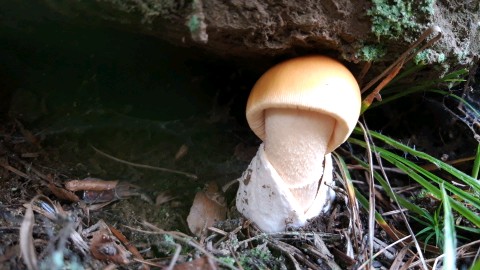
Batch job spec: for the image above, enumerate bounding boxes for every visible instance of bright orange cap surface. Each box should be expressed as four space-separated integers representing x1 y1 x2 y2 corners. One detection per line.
246 55 361 153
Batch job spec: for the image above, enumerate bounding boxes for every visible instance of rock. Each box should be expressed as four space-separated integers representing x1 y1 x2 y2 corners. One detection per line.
40 0 479 74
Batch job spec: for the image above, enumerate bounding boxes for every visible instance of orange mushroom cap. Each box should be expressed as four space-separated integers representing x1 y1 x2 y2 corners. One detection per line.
246 55 361 153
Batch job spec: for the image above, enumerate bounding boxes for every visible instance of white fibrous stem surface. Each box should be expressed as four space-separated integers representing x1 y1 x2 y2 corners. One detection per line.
236 144 334 232
264 108 335 212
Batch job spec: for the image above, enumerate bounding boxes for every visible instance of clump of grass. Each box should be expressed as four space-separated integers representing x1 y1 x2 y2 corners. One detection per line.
343 64 480 268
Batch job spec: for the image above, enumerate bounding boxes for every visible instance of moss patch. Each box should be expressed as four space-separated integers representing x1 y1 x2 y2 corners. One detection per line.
367 0 435 40
414 48 446 65
356 44 387 61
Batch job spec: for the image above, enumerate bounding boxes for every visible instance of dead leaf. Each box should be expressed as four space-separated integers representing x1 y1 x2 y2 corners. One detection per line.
186 182 226 236
84 221 131 265
108 225 149 270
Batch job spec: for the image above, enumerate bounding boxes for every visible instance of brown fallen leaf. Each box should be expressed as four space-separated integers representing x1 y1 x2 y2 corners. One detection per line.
108 225 149 270
186 182 227 236
83 220 131 265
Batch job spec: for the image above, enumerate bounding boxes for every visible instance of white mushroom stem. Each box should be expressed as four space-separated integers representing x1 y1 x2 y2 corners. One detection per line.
236 145 334 232
264 108 335 212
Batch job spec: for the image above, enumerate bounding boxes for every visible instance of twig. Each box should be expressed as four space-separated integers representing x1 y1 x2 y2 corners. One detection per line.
0 162 31 180
91 145 198 179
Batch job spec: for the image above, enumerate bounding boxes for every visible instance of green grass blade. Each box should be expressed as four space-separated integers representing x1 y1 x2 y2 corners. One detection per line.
456 225 480 234
470 259 480 270
355 188 386 224
349 137 480 207
385 151 480 228
351 156 432 220
472 143 480 179
386 154 480 210
367 69 468 109
441 184 457 269
428 90 480 119
348 137 480 228
354 128 480 192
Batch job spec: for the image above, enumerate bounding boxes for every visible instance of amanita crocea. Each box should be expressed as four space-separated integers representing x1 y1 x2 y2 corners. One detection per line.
236 55 361 232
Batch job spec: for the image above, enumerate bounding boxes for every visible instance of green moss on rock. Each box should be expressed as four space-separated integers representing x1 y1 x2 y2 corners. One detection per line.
414 49 446 65
357 44 387 61
368 0 435 40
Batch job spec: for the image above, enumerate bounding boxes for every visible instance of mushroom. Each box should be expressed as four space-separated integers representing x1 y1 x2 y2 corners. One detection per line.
236 55 361 232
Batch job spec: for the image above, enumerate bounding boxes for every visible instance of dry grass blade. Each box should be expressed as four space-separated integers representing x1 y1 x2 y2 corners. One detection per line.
389 243 413 270
20 202 38 270
91 145 198 179
332 153 362 254
358 235 411 270
370 152 430 269
399 256 416 270
409 239 480 269
358 122 431 269
358 121 375 268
